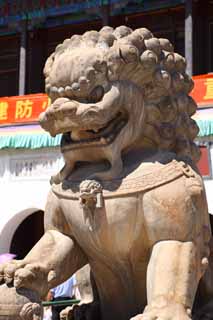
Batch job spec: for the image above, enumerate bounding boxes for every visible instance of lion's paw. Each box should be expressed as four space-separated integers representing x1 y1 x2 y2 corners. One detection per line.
60 302 100 320
60 306 73 320
0 259 49 296
130 303 192 320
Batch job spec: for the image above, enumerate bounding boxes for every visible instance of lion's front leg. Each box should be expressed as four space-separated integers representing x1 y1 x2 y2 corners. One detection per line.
51 162 75 184
0 230 88 299
131 241 204 320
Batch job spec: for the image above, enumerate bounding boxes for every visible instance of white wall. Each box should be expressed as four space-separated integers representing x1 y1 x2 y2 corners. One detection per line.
0 147 63 253
204 145 213 215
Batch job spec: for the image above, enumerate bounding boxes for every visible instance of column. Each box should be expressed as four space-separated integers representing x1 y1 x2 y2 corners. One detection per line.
19 20 27 95
185 0 193 76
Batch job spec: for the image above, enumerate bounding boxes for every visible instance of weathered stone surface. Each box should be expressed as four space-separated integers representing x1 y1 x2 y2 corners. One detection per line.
0 284 42 319
0 26 212 320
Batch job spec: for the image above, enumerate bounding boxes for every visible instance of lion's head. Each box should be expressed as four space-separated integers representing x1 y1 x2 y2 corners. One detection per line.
39 25 199 182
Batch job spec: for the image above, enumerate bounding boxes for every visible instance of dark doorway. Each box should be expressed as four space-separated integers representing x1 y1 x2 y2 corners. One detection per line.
0 34 19 97
209 214 213 232
10 210 44 260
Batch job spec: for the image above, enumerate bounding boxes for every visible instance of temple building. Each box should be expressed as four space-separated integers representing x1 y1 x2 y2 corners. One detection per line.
0 0 213 257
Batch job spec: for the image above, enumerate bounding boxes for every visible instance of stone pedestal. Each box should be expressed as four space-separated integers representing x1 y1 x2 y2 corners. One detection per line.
0 284 42 320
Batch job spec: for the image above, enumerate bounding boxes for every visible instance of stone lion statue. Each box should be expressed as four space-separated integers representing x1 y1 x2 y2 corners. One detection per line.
0 26 212 320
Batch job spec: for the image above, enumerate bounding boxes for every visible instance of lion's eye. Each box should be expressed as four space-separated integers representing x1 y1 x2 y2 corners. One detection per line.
88 86 104 103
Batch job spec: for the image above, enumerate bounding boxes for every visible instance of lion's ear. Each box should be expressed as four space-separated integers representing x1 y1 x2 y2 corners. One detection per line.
43 52 55 78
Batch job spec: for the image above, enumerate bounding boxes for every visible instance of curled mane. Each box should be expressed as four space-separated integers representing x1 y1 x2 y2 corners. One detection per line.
44 25 200 163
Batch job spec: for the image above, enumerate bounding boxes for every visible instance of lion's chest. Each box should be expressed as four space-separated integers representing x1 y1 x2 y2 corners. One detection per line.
53 159 205 258
60 195 143 258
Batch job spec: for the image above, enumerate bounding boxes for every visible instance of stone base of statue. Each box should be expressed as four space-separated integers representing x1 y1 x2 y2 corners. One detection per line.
0 284 42 320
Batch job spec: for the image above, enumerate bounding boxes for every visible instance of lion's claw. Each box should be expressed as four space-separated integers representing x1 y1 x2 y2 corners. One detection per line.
14 268 36 288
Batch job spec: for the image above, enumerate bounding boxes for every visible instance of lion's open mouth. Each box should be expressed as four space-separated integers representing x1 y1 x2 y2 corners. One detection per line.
61 112 128 152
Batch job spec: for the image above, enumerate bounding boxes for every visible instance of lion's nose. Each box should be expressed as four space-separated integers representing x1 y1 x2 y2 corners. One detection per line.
38 112 47 124
38 112 57 137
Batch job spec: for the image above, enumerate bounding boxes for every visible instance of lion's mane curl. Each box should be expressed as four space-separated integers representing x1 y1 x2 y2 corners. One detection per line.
44 25 200 163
